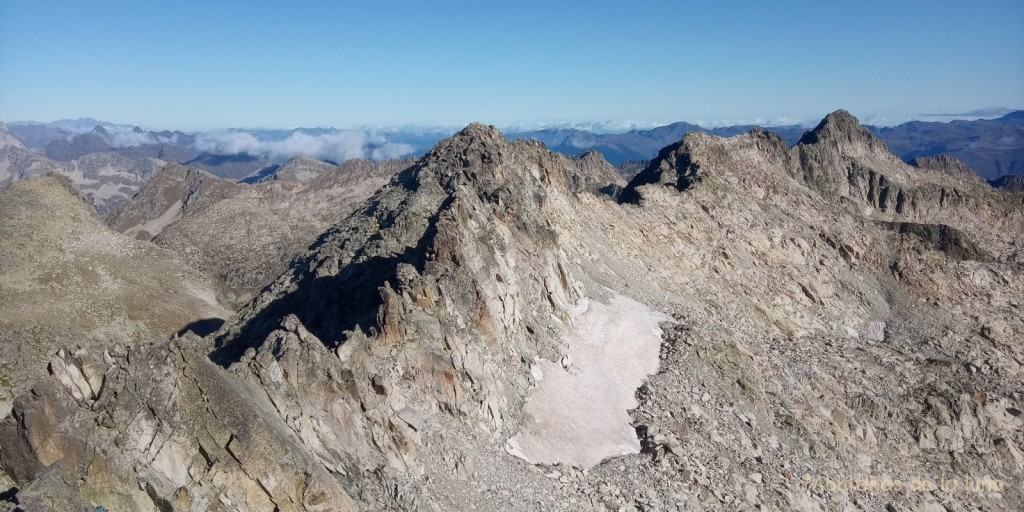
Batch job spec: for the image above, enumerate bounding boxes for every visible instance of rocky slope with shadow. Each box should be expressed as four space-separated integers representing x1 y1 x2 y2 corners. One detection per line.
2 112 1023 511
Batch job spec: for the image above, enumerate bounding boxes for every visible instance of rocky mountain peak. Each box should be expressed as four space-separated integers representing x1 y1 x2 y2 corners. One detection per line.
575 148 604 162
621 128 792 203
797 109 892 157
799 109 861 144
413 123 569 198
288 154 319 164
455 122 504 141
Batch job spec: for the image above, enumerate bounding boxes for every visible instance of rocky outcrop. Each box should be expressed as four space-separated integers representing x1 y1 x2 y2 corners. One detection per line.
566 150 626 196
0 126 63 189
909 154 985 183
1 339 356 511
621 127 791 203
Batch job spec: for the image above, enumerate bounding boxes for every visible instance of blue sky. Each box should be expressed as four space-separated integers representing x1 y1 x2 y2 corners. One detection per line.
1 1 1022 130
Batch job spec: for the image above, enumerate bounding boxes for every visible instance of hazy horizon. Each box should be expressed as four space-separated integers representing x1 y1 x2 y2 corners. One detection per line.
6 106 1022 136
2 1 1022 131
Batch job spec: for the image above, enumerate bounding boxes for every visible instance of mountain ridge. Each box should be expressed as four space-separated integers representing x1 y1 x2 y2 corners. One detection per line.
2 111 1024 510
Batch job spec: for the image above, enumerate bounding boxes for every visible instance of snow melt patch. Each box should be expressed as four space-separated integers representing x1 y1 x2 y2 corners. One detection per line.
507 293 670 468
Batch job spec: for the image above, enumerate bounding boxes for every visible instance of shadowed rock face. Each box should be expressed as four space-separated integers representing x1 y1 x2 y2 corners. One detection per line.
4 112 1024 511
991 173 1024 191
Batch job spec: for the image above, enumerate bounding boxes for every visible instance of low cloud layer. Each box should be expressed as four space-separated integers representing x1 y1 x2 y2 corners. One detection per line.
192 130 414 162
106 128 179 148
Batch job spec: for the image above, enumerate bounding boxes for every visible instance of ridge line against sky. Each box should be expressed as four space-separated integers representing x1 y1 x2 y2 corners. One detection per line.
2 1 1022 131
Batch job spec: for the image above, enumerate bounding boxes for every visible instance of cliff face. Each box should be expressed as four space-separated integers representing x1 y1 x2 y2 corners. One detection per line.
3 113 1024 511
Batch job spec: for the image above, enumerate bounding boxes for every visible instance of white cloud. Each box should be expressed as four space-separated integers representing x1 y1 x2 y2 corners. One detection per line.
101 126 180 148
192 129 416 163
371 142 415 160
694 117 809 128
503 119 669 133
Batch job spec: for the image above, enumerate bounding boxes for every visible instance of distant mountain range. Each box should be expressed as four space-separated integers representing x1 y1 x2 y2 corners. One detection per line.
509 111 1024 180
508 123 808 166
5 112 1024 182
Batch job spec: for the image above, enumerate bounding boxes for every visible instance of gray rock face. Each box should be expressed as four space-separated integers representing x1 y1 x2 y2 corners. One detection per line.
3 112 1024 511
567 150 625 196
1 339 356 511
0 127 63 189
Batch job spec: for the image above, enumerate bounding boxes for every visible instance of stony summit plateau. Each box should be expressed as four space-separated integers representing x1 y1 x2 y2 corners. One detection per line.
0 111 1022 511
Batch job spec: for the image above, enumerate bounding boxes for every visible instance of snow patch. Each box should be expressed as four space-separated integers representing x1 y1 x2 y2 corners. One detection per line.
507 292 670 468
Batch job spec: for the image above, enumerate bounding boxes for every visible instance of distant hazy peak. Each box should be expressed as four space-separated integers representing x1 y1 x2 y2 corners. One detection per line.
0 123 27 150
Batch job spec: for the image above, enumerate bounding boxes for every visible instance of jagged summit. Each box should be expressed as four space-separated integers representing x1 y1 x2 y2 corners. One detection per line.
798 109 860 144
455 122 503 140
797 109 893 156
568 149 625 195
214 123 594 356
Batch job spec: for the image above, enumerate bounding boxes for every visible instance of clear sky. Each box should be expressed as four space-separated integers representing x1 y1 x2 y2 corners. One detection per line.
1 0 1022 130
